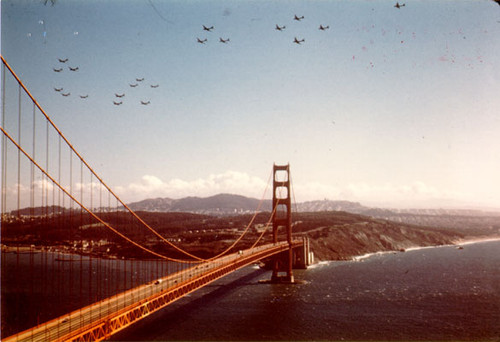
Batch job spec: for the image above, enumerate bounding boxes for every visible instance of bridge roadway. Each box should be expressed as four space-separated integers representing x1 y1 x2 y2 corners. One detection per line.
5 240 303 342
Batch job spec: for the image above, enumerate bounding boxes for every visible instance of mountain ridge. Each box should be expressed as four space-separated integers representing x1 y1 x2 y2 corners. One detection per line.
126 193 500 217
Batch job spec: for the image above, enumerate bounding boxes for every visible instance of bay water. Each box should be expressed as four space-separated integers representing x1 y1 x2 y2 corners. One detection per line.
2 240 499 341
114 240 500 341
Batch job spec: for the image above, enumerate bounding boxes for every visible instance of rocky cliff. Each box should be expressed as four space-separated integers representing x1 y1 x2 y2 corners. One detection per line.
304 221 463 261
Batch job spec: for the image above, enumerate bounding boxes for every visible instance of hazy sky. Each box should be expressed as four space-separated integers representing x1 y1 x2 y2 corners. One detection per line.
2 0 500 209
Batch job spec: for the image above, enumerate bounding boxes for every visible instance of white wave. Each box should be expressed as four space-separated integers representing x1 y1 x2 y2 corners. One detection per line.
307 260 332 268
352 250 395 262
457 237 500 246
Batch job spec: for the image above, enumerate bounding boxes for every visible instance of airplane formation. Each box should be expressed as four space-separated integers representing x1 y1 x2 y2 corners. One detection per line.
111 76 159 106
197 25 233 45
52 58 88 99
276 3 410 45
197 14 332 46
274 14 327 46
52 56 158 106
48 1 496 108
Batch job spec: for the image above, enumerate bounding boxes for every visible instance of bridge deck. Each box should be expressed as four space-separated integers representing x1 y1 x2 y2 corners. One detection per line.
4 240 303 342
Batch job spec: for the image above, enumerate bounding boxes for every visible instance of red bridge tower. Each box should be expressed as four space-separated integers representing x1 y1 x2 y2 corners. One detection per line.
271 164 294 283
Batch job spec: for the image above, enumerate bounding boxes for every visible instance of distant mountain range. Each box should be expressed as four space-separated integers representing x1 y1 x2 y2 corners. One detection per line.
126 193 499 217
125 194 374 215
126 194 264 215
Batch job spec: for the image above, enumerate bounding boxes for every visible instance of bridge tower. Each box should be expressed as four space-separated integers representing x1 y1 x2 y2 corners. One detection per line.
271 164 294 283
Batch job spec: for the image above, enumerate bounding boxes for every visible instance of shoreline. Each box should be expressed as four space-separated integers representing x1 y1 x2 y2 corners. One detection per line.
349 236 500 263
3 236 500 263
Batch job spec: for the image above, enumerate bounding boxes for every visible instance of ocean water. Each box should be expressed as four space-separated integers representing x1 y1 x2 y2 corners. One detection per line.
113 240 500 341
2 240 499 341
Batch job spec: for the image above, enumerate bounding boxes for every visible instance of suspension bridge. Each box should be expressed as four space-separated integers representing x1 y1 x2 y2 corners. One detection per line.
1 56 312 341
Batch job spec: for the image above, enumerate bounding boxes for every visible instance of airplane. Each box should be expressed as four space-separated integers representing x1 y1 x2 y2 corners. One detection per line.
293 15 304 21
197 38 207 44
203 25 214 32
275 24 286 31
53 68 63 72
115 93 125 98
113 101 122 105
293 37 305 44
394 2 405 8
54 87 63 92
79 95 88 99
141 100 150 105
58 58 68 63
136 78 144 82
61 92 70 97
219 37 230 43
68 66 79 71
150 84 159 88
129 83 138 87
319 25 330 30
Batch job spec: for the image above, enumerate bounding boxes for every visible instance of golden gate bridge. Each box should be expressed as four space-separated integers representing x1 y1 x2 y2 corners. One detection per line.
1 56 311 342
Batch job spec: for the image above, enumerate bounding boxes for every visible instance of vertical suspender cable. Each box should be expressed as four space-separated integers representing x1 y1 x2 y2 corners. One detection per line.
79 158 83 312
31 104 35 216
1 62 6 215
56 134 62 317
79 162 84 328
17 85 21 217
15 84 22 330
30 102 36 316
45 120 49 218
69 149 73 311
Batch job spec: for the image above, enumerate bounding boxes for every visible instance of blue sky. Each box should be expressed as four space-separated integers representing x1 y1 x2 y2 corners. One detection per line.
2 0 500 209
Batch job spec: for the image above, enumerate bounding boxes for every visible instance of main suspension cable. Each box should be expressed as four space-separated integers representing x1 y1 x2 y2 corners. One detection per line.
0 55 206 261
0 126 199 263
1 55 279 263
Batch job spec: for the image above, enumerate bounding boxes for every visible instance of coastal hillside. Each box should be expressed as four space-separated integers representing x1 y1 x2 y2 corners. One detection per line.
2 208 470 261
303 221 462 261
124 194 500 236
289 212 464 260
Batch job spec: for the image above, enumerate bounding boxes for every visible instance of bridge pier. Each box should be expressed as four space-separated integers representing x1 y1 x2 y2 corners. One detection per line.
292 236 313 269
261 237 312 276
